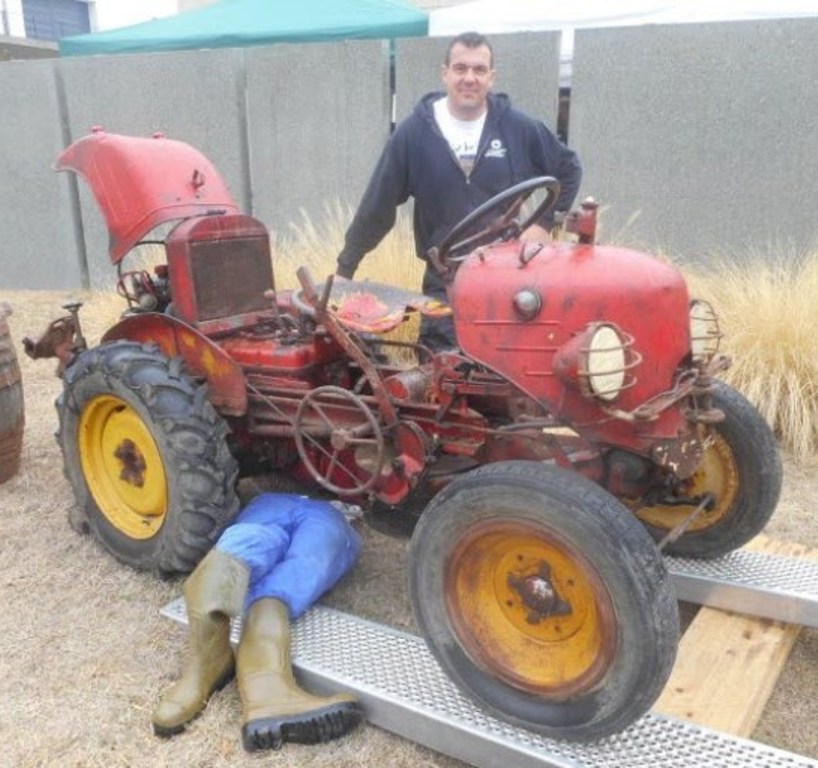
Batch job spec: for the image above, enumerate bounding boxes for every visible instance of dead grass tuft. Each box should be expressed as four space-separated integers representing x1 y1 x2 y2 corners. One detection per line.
276 201 424 348
276 200 423 291
682 250 818 458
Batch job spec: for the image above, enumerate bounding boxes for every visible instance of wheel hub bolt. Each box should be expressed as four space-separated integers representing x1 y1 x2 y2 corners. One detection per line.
508 561 572 623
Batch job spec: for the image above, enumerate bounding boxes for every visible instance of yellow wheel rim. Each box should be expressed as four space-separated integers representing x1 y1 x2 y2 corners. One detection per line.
635 433 738 532
445 520 616 697
78 394 168 539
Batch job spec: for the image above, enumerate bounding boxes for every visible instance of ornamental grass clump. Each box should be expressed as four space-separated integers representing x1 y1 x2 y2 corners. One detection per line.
277 200 423 347
682 250 818 459
276 199 422 291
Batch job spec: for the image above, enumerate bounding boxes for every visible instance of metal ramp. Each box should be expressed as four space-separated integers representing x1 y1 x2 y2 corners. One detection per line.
665 548 818 626
160 547 818 768
161 599 817 768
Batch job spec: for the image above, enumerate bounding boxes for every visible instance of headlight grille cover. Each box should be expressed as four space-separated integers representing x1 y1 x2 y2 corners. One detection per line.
690 300 722 362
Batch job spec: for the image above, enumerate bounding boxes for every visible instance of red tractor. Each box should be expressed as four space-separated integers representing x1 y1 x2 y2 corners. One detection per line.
28 129 782 742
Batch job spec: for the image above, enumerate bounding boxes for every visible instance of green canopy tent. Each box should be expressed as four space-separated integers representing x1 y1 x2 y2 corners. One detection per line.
59 0 428 56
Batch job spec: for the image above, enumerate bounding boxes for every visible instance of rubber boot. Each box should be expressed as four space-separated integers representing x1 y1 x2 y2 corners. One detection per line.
238 597 362 752
152 549 250 736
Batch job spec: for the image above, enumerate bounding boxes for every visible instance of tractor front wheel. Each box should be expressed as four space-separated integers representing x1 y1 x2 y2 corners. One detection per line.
58 341 239 574
409 461 679 741
634 381 782 558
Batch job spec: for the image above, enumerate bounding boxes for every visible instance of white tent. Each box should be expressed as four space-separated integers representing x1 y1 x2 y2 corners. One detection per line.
429 0 818 36
430 0 672 36
429 0 818 84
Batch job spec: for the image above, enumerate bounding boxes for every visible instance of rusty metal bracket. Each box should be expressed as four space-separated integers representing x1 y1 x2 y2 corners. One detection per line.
295 267 399 429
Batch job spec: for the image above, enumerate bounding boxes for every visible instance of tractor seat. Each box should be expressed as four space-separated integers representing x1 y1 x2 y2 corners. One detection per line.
322 279 452 334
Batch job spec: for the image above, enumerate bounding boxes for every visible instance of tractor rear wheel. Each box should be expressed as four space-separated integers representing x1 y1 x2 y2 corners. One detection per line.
408 461 678 741
634 382 782 558
58 341 239 575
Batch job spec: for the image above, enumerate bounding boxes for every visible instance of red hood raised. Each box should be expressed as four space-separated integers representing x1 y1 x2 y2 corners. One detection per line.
55 128 239 264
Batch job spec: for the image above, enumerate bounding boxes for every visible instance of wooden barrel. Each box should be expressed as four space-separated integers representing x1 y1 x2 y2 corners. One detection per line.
0 303 25 485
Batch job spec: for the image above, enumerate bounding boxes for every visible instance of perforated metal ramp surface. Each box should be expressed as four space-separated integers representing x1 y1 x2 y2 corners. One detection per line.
665 548 818 626
161 599 818 768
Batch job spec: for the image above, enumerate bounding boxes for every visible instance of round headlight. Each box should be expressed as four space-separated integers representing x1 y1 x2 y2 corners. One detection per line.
689 300 720 362
586 324 626 401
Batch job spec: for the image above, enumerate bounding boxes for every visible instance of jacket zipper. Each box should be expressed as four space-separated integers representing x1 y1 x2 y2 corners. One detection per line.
429 105 493 185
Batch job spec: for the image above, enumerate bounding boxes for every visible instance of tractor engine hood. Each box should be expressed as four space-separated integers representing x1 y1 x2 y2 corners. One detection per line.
449 240 693 443
55 128 239 264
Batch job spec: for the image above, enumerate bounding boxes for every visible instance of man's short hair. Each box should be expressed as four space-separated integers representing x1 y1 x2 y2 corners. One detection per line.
445 32 494 67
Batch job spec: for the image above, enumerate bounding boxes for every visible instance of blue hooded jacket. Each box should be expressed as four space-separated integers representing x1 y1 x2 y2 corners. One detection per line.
337 91 582 281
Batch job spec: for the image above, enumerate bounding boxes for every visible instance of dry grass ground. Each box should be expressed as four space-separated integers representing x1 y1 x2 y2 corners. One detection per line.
0 290 465 768
2 228 817 766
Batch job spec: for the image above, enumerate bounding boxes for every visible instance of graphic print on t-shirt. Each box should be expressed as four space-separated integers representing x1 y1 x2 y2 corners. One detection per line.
434 97 486 177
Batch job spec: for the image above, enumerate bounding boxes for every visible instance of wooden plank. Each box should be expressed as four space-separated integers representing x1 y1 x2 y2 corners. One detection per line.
654 536 818 736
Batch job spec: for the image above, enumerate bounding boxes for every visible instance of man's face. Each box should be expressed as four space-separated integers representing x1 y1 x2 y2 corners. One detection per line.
441 43 495 120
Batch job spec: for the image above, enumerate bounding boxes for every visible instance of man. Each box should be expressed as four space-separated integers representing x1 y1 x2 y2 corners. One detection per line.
153 493 362 752
336 31 582 351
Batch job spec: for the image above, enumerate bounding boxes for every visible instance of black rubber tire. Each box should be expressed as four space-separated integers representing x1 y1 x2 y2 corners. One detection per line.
58 341 239 574
639 381 783 558
408 460 679 742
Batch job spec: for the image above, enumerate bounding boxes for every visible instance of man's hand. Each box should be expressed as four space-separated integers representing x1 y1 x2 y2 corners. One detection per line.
520 223 552 244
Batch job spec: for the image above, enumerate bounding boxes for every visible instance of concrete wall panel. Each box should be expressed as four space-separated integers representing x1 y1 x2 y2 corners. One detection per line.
245 40 390 252
60 48 246 289
570 19 818 261
0 59 80 289
3 19 818 289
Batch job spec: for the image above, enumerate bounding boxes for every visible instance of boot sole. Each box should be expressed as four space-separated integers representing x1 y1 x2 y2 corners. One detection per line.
152 665 236 738
242 701 362 752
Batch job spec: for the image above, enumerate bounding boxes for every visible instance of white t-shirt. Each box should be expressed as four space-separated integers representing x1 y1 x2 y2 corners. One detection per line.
433 97 487 177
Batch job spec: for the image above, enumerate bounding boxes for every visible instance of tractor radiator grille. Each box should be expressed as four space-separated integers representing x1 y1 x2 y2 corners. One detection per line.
189 236 272 321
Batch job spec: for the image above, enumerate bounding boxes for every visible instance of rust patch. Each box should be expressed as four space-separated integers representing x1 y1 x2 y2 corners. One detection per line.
114 439 146 487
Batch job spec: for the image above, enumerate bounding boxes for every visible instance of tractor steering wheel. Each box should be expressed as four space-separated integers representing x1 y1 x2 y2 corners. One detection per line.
430 176 561 274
